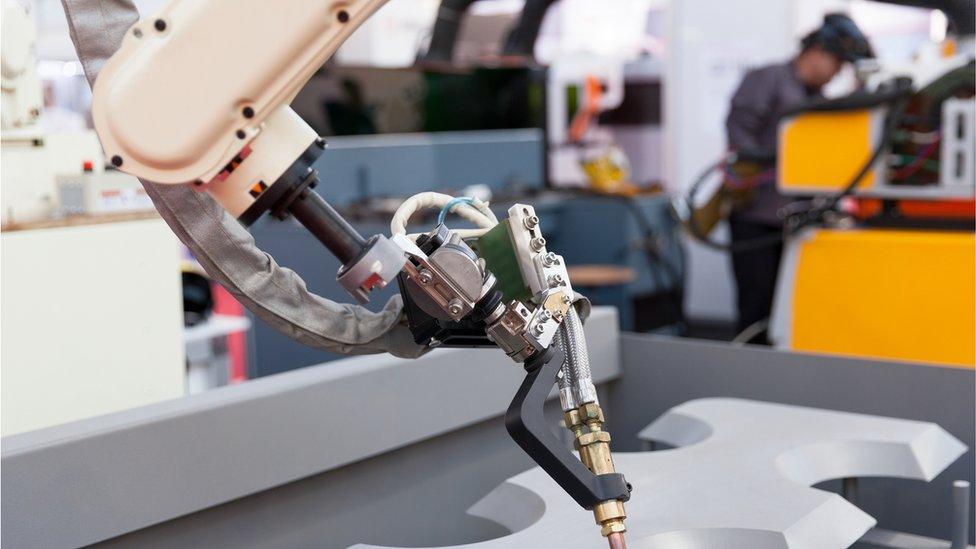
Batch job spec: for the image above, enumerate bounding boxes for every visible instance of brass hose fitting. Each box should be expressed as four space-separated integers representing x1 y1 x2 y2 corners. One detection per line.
565 403 628 538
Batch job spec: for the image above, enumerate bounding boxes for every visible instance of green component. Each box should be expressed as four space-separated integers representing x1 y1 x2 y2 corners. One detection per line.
475 222 531 303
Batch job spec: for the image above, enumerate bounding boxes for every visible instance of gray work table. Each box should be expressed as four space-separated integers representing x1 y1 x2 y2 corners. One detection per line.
4 319 973 549
0 308 621 549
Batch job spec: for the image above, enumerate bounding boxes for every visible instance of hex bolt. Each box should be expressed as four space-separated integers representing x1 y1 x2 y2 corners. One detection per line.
448 298 463 316
523 215 540 229
531 237 546 251
418 269 433 284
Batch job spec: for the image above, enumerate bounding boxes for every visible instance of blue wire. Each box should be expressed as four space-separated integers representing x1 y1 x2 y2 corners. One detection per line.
437 197 475 225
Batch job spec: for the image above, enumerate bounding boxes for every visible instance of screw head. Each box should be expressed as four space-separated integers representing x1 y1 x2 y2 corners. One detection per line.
533 324 546 335
523 215 539 229
531 237 546 251
110 155 123 167
154 19 166 32
418 269 433 284
447 298 463 316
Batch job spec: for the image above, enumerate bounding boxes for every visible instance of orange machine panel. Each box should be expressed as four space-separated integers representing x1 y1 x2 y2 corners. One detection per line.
789 229 975 368
778 109 878 193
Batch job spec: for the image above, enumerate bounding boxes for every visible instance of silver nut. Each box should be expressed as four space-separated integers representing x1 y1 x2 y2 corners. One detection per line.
418 269 433 285
448 298 464 316
523 215 540 229
531 237 547 251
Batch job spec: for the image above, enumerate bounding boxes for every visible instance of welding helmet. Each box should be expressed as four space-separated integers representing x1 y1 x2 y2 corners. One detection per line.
802 13 875 63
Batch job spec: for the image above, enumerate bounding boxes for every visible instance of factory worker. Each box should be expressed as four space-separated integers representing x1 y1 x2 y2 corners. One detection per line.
725 13 874 342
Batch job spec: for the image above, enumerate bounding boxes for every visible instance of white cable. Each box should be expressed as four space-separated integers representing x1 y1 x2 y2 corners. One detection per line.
405 228 491 241
390 192 497 236
467 197 499 225
731 318 769 346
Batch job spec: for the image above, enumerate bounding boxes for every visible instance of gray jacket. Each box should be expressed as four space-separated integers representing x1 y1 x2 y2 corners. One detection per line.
60 0 426 359
726 61 819 226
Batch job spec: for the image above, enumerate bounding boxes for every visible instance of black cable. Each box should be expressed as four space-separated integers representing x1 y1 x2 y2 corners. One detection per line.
683 158 785 253
790 94 910 228
551 188 687 327
683 92 911 252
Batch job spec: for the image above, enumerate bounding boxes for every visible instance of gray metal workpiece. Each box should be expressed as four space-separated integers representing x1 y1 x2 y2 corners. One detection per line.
0 308 620 549
354 398 966 549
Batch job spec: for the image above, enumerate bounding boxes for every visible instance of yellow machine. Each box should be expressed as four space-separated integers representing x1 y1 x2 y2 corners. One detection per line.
770 44 975 368
771 228 975 368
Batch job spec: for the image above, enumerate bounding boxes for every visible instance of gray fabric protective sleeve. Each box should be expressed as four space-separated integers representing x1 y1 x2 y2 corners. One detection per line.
59 0 427 359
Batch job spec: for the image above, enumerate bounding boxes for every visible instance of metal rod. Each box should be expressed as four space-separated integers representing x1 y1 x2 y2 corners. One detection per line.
951 480 971 549
289 190 367 265
608 532 627 549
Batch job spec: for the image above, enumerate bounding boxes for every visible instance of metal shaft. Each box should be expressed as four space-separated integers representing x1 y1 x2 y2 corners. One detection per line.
951 480 971 549
289 190 367 265
608 532 628 549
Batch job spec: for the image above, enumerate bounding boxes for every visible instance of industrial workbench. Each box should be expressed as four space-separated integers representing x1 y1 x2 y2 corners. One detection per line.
2 308 972 548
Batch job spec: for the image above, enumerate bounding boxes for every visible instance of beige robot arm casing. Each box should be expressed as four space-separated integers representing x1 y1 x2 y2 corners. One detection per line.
91 0 387 185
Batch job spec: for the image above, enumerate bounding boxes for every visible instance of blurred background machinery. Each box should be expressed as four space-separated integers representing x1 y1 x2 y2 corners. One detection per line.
770 0 974 366
1 0 972 423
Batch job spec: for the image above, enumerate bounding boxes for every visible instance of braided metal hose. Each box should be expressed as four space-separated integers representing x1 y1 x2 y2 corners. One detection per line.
562 306 599 405
554 330 578 412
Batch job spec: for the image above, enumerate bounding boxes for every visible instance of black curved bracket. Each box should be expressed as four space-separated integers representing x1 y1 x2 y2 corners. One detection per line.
504 349 631 510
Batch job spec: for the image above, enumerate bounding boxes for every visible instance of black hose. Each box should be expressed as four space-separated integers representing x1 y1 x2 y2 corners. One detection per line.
550 188 687 326
683 93 911 252
502 0 558 57
683 158 785 253
803 95 911 216
419 0 478 63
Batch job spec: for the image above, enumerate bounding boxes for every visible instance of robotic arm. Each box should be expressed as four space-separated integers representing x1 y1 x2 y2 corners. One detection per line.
78 0 630 544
